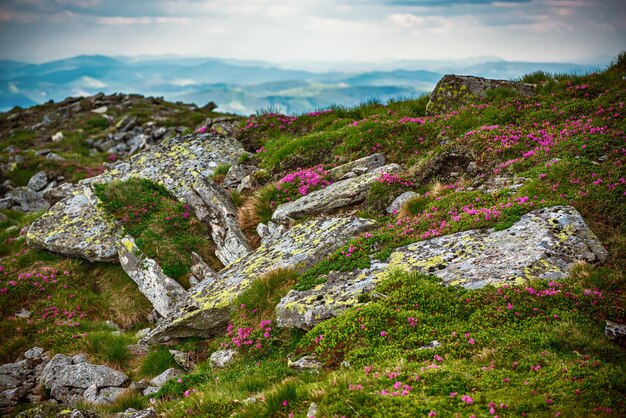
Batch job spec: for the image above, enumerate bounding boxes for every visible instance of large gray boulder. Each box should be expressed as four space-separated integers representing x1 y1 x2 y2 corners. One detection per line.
426 74 535 115
27 134 247 263
141 216 377 343
271 164 402 223
118 235 187 317
276 206 607 330
43 360 128 389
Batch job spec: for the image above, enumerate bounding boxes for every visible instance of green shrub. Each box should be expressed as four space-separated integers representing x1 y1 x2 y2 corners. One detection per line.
139 346 179 378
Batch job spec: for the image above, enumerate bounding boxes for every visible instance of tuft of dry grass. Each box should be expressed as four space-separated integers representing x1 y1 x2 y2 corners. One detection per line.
238 183 278 248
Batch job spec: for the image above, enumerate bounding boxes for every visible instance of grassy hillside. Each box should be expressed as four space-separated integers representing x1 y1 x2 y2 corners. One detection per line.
0 54 625 417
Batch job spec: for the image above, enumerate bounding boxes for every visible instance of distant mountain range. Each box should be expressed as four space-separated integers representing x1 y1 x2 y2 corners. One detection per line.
0 55 602 115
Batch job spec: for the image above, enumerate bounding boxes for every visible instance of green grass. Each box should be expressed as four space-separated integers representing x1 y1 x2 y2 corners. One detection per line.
82 331 134 368
93 178 221 281
235 268 299 317
139 346 180 378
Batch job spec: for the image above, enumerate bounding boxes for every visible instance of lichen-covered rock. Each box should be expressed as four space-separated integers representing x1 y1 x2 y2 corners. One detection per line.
605 320 626 340
118 236 187 317
142 216 377 343
169 350 195 371
276 206 607 329
271 164 402 223
426 74 535 115
185 178 252 266
27 187 119 262
27 134 246 263
142 368 183 396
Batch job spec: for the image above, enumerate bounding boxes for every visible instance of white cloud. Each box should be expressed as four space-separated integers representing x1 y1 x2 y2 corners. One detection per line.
79 76 106 88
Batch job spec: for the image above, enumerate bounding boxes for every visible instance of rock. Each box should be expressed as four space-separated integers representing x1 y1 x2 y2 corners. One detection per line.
51 132 64 142
27 172 48 192
28 134 246 263
118 235 187 317
328 153 386 180
135 328 151 339
91 106 108 114
41 356 127 390
141 216 377 343
272 164 402 223
236 175 254 193
43 183 78 206
23 347 45 362
426 74 536 115
27 188 119 262
0 359 31 379
276 206 607 329
0 187 48 213
97 387 126 404
387 191 418 214
223 164 257 189
116 408 157 418
288 355 321 371
149 368 183 388
0 374 20 391
46 153 65 161
605 320 626 340
127 134 147 155
419 340 442 350
169 350 195 371
127 344 149 356
258 221 287 246
15 308 31 319
307 402 319 418
71 354 88 365
129 380 150 390
210 349 237 368
185 178 252 266
142 386 159 396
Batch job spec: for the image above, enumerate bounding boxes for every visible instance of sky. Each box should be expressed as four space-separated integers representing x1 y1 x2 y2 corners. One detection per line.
0 0 624 65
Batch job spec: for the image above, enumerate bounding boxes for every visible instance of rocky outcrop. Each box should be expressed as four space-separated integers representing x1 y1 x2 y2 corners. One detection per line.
210 349 237 368
141 216 377 343
271 164 402 223
327 153 386 180
118 236 187 317
276 206 607 330
0 348 49 414
387 191 418 214
185 178 253 266
426 74 535 115
27 134 247 265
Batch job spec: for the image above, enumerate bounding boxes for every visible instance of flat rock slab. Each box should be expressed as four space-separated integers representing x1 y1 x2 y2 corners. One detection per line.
276 206 607 330
141 216 377 343
426 74 535 115
271 164 401 223
41 355 128 389
27 134 246 263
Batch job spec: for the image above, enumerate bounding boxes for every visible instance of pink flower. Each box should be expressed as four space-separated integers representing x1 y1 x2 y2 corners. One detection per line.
461 395 474 405
380 331 386 337
428 411 436 417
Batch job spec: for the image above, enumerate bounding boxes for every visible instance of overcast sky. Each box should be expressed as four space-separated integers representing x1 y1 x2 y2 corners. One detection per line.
0 0 624 65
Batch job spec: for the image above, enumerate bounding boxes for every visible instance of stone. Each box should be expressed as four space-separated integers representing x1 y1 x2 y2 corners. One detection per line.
43 183 78 206
27 171 48 192
28 134 246 263
116 408 158 418
210 349 237 368
387 191 418 214
605 320 626 340
142 386 159 396
327 153 386 180
307 402 319 418
287 355 321 371
118 235 187 317
222 164 257 189
15 308 31 319
49 384 84 405
419 340 442 350
97 387 126 404
426 74 536 115
272 164 402 223
46 153 65 161
91 106 108 114
127 134 147 155
185 178 252 266
141 217 377 343
42 358 127 389
149 368 183 388
129 380 150 390
169 350 195 371
0 188 48 213
23 347 45 361
0 359 31 379
0 374 20 391
135 328 151 339
52 132 64 142
72 354 88 364
276 206 607 329
27 188 119 262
